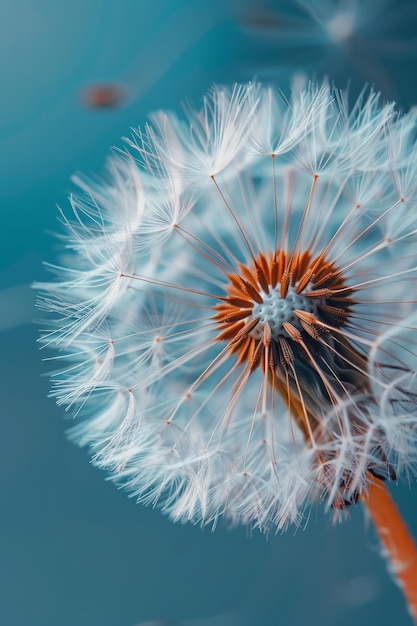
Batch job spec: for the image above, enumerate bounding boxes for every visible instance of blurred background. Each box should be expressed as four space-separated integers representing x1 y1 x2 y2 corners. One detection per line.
1 1 417 625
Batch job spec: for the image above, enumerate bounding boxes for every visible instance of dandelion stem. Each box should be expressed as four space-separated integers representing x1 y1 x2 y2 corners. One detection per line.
362 478 417 624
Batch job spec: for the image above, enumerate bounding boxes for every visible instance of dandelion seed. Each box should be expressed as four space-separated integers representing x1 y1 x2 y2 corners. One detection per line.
36 81 417 621
81 83 125 109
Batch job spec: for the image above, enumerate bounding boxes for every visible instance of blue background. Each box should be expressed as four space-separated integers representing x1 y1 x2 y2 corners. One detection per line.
1 1 417 625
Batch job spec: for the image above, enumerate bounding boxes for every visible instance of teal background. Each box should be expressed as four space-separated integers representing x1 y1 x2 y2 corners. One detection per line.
1 1 417 625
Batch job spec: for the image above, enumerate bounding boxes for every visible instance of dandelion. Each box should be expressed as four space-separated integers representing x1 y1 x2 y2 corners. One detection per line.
36 81 417 620
237 0 417 103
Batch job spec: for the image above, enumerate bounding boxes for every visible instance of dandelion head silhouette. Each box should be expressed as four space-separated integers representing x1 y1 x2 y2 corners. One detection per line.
37 81 417 531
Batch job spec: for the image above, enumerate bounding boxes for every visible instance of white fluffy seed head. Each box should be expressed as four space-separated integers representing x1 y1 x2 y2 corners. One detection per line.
36 80 417 532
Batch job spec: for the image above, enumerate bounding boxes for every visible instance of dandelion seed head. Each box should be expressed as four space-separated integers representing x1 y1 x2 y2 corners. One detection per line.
36 80 417 532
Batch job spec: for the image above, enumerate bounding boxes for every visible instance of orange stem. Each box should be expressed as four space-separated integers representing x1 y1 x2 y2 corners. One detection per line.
362 477 417 624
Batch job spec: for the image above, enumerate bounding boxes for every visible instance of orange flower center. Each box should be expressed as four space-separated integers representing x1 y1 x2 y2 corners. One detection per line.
215 249 353 369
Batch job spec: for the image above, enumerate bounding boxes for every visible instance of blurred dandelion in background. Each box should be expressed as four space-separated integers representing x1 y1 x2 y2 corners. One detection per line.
36 81 417 620
236 0 417 104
